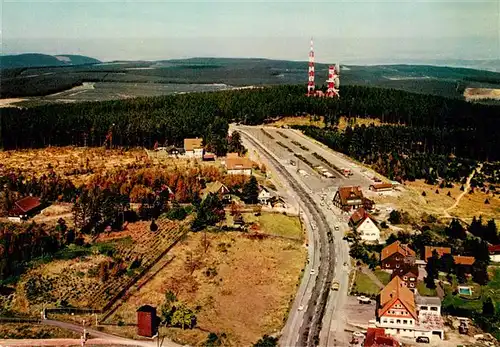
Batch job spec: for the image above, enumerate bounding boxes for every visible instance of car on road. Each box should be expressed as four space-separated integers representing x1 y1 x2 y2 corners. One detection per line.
290 160 296 166
334 225 340 231
310 269 316 275
298 305 304 311
331 281 339 291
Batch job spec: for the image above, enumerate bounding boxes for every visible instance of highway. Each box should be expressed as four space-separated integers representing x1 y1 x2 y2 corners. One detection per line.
234 125 374 347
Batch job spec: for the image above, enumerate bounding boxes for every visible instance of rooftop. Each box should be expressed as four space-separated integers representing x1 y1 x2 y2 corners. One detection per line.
225 157 253 170
364 327 400 347
184 138 203 151
381 241 416 261
337 186 364 205
9 196 41 216
370 183 393 190
379 276 417 320
415 295 441 306
424 246 451 261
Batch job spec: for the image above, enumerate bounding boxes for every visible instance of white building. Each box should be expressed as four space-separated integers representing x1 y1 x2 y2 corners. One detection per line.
349 207 380 242
184 138 204 158
258 188 272 205
357 217 380 242
225 157 252 175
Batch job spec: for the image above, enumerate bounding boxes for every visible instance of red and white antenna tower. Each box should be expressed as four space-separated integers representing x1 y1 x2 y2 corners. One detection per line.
326 64 340 97
307 38 315 96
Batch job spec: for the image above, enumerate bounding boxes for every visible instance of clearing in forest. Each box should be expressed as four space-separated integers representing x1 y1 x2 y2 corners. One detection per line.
103 231 306 346
372 179 500 226
464 88 500 102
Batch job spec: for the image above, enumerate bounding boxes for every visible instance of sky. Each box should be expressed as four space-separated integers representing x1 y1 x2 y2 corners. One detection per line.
1 0 499 64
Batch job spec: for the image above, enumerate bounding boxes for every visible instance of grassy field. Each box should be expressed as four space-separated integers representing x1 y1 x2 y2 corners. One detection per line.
352 271 381 296
372 179 500 227
106 231 306 346
225 212 303 240
373 269 391 286
0 323 81 339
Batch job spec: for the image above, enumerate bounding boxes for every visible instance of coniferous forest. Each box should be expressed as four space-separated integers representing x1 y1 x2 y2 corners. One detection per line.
1 85 499 163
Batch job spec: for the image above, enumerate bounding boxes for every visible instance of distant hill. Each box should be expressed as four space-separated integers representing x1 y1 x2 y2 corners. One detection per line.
0 53 100 69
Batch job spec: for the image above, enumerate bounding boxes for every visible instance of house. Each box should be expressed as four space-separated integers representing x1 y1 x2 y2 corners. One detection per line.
203 153 216 161
424 246 475 272
381 241 416 270
488 245 500 263
452 255 475 272
349 207 380 242
377 276 418 337
414 295 444 340
201 181 231 202
225 157 253 175
258 188 273 205
391 265 419 291
184 138 204 158
8 196 42 222
270 196 287 209
369 183 394 192
333 186 365 211
424 246 451 261
364 328 400 347
166 146 185 157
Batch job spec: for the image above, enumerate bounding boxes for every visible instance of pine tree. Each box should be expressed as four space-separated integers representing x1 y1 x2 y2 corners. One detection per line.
425 250 440 289
242 176 259 204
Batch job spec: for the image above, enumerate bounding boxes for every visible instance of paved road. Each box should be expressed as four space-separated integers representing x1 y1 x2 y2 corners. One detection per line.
235 125 361 347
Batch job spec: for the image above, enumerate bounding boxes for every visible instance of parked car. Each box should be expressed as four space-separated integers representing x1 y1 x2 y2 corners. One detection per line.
334 225 340 231
416 336 430 344
310 269 315 275
298 305 304 311
331 281 339 291
357 296 371 304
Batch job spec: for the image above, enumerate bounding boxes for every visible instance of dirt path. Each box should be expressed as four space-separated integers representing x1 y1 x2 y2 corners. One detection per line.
443 164 482 218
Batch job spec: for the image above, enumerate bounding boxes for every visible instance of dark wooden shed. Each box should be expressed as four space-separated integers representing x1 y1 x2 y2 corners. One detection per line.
137 304 157 337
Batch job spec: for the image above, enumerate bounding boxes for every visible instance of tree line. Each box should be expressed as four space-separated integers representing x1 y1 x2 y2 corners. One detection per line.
2 85 499 159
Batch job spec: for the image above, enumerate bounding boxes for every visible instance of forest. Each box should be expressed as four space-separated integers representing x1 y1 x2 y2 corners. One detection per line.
1 84 499 160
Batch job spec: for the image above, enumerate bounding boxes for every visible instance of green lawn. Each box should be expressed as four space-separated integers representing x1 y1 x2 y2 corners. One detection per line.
225 212 303 240
417 281 438 297
257 212 303 239
374 270 391 285
353 271 381 296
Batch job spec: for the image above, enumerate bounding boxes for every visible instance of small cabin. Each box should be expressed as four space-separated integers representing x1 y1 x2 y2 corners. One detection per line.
137 305 157 337
8 196 42 222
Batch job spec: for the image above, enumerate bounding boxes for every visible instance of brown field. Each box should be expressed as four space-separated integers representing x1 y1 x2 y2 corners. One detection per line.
0 147 145 185
464 87 500 101
0 323 81 339
0 146 224 186
12 219 187 315
268 116 325 128
372 180 500 226
336 116 384 131
268 115 385 132
107 231 306 346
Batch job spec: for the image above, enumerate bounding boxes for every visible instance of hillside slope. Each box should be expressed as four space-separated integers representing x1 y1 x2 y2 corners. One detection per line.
0 53 100 69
